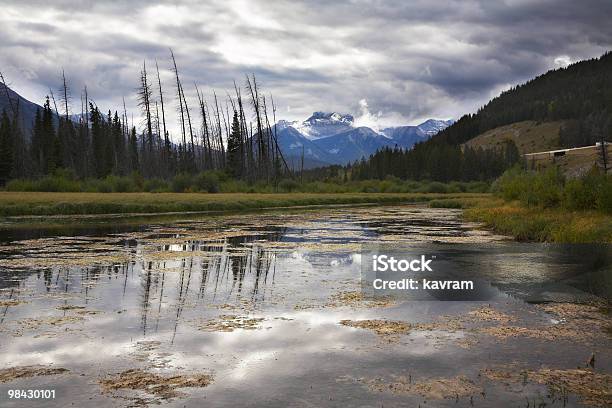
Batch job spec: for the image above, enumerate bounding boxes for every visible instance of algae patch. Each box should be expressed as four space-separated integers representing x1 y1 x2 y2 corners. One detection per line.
99 369 213 399
197 315 265 332
367 375 481 400
340 319 410 337
0 366 69 383
482 367 612 407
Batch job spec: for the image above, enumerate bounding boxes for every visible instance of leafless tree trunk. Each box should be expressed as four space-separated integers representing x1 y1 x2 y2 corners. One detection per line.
61 69 70 120
170 49 187 154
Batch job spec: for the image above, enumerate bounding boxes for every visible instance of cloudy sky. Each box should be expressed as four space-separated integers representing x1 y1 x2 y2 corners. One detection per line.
1 0 611 136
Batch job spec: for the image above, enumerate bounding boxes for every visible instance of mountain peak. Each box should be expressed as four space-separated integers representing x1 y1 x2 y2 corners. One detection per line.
417 119 455 135
306 111 354 125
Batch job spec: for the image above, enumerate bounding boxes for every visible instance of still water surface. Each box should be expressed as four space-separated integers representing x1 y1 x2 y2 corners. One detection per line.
0 206 610 407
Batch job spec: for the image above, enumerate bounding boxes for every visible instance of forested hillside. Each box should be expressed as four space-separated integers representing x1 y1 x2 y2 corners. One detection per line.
350 51 612 182
435 51 612 147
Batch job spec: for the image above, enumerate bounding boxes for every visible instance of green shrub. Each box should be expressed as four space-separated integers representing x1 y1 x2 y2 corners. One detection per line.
6 179 36 191
171 173 193 193
465 181 490 193
563 175 601 210
104 175 136 193
131 172 145 190
359 180 380 193
10 175 82 192
597 175 612 213
193 171 220 193
278 178 300 192
418 181 448 193
143 178 169 192
496 166 563 208
219 179 250 193
447 182 465 193
494 165 531 200
525 167 563 207
95 179 113 193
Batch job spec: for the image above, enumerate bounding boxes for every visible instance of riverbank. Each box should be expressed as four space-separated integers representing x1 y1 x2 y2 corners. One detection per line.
430 196 612 242
0 192 488 217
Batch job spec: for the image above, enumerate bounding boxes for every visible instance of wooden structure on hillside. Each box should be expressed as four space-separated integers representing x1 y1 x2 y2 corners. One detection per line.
523 142 611 177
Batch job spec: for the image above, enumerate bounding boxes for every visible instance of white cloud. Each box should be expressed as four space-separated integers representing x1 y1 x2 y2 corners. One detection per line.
554 55 572 67
353 99 381 130
0 0 609 139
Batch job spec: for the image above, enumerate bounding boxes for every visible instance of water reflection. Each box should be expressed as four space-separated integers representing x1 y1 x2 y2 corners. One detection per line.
0 206 610 407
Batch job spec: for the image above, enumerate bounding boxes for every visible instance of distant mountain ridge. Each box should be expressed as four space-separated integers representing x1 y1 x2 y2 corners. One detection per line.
0 83 453 169
0 83 45 135
275 112 453 167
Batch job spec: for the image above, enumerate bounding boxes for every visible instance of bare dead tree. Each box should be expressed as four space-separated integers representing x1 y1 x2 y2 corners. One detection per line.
170 49 187 153
213 91 225 167
246 74 265 178
180 80 195 163
155 60 168 144
138 60 154 152
60 69 70 119
195 84 213 168
49 89 60 117
270 94 291 177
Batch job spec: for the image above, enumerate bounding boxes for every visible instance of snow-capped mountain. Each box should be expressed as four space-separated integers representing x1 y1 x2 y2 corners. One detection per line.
417 119 455 136
275 112 452 168
291 112 355 140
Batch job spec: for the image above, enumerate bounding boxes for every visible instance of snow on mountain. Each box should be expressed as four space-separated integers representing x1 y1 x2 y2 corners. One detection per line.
417 119 455 136
293 111 354 140
275 113 453 167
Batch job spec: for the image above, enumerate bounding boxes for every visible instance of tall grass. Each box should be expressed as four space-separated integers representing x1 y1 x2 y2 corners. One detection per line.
4 171 491 195
0 192 489 217
464 166 612 242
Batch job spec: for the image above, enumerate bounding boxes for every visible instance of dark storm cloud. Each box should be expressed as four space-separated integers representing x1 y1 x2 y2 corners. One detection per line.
0 0 610 134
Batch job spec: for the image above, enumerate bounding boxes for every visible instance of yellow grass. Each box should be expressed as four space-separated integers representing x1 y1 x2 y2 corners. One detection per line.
0 192 489 217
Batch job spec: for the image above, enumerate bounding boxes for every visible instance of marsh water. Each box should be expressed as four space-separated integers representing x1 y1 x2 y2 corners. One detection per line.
0 205 610 407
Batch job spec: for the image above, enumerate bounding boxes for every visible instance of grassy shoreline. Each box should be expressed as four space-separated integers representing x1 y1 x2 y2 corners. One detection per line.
430 196 612 242
0 192 487 218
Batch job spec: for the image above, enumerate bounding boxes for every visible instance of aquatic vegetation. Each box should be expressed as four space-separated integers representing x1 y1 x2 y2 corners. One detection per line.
0 205 609 406
99 369 213 399
366 375 481 400
0 299 25 307
56 305 85 311
0 366 69 383
475 302 610 344
340 319 410 337
327 291 395 308
466 306 516 323
197 315 265 332
482 367 612 407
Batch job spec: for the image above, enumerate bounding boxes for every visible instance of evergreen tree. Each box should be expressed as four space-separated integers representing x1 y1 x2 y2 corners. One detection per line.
31 108 43 173
41 97 56 174
226 111 242 177
0 109 13 183
129 126 139 172
90 103 108 178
